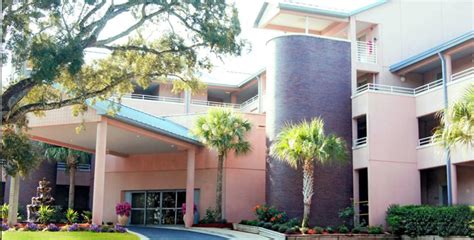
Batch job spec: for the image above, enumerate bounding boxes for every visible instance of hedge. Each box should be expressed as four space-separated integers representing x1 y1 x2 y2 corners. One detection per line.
386 205 474 237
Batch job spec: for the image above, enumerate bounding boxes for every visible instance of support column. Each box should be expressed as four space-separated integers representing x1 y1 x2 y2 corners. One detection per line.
349 16 357 95
230 93 237 104
92 120 107 225
185 148 196 228
7 175 20 225
352 170 360 226
184 90 191 114
451 164 458 204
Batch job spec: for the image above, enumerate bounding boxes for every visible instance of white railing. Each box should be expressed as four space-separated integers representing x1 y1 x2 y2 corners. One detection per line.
354 137 367 147
418 136 434 146
356 67 473 96
357 41 377 64
123 94 184 103
413 79 443 94
191 99 241 109
240 95 259 111
57 163 91 172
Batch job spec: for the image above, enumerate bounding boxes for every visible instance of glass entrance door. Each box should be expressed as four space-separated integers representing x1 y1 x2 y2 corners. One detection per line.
127 190 191 225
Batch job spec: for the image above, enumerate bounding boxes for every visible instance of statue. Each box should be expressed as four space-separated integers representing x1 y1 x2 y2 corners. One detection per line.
27 178 55 222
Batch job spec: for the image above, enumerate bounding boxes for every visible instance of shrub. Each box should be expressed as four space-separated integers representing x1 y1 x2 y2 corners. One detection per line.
312 226 324 234
46 223 60 232
239 220 248 225
66 209 78 224
51 206 65 223
351 226 364 234
115 202 131 217
271 224 281 231
89 224 101 233
1 223 9 231
115 225 127 233
325 226 335 234
37 205 55 224
244 220 259 226
278 225 288 233
199 208 218 224
257 221 265 227
67 223 79 232
339 205 354 228
1 203 8 221
253 204 287 224
82 210 92 224
263 222 273 229
386 204 473 237
25 222 38 231
285 218 301 228
368 225 384 234
338 225 350 233
100 225 112 233
285 226 297 234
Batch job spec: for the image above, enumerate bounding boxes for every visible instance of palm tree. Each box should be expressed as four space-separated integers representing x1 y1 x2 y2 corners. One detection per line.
43 144 91 209
270 118 347 228
193 108 251 221
434 84 474 147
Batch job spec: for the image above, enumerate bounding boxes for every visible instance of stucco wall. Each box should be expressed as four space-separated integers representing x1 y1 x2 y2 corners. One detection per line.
265 34 353 226
457 165 474 205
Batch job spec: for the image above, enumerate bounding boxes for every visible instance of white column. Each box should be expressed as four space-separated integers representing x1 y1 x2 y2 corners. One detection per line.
257 77 263 113
92 120 107 225
349 16 357 95
7 175 20 225
451 164 458 204
185 90 191 114
185 148 196 228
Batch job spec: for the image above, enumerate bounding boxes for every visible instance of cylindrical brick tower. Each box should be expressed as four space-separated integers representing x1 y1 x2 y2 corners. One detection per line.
265 35 353 226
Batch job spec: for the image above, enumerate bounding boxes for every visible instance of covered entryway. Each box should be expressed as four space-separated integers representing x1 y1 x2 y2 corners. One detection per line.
26 100 202 228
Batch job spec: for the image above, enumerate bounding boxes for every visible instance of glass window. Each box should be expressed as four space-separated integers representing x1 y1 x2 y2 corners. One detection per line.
130 210 145 225
162 192 176 208
177 191 186 209
131 193 145 208
146 192 160 208
146 209 161 225
162 209 176 225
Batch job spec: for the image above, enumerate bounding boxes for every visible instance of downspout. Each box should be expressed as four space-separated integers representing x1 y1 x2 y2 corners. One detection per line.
437 52 452 206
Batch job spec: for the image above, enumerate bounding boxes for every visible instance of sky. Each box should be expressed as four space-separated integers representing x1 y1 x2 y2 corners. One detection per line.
2 0 380 86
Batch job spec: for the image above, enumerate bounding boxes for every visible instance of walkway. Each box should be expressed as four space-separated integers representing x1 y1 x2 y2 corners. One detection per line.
128 226 269 240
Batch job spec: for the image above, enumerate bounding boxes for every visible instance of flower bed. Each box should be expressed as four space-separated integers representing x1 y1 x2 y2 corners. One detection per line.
5 222 129 234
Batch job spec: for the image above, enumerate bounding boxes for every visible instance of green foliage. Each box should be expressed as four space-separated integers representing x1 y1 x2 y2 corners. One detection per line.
351 225 364 234
1 203 9 220
193 108 252 157
325 226 335 234
199 208 218 224
263 222 273 229
278 225 288 233
66 209 79 224
43 144 91 170
338 205 354 228
312 226 324 234
434 84 474 146
1 127 41 176
81 211 92 224
338 225 350 233
270 118 348 169
253 204 287 224
285 227 297 234
386 205 473 237
367 225 384 234
51 206 66 223
37 205 55 224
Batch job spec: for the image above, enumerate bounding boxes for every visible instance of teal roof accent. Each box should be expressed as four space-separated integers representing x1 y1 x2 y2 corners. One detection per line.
390 31 474 72
89 100 201 146
254 0 387 26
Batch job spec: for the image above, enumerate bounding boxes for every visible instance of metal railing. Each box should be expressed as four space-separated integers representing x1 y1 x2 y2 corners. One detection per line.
452 66 474 81
191 99 241 109
356 83 414 95
354 137 367 147
414 79 443 94
356 41 377 64
418 136 434 146
123 94 184 103
57 162 91 172
240 95 259 111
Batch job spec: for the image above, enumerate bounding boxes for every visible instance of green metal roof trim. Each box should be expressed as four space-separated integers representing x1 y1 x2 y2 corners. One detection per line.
390 31 474 72
89 99 202 146
254 0 387 26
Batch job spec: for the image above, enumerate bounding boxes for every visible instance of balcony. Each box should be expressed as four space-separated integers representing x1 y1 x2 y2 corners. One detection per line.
57 162 91 172
123 94 184 104
357 41 377 64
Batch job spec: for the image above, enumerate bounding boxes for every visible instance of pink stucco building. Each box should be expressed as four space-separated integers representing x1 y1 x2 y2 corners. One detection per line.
3 0 473 229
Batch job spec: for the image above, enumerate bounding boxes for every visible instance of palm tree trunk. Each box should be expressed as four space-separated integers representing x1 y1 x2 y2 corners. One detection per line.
7 175 20 225
215 153 224 221
302 160 314 228
68 165 76 209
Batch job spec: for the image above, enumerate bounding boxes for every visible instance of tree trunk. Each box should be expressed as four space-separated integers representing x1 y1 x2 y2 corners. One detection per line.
68 166 76 209
215 153 224 221
7 175 20 226
301 160 315 228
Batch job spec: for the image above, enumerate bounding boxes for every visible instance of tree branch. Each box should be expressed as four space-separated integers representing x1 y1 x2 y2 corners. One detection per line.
96 42 206 55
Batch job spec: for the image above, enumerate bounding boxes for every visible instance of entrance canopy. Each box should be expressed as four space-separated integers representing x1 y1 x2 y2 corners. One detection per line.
27 100 201 227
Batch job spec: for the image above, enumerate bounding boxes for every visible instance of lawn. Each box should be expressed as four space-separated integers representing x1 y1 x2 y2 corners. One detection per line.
1 231 140 240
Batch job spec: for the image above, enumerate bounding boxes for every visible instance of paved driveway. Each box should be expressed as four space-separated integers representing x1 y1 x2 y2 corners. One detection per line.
128 226 269 240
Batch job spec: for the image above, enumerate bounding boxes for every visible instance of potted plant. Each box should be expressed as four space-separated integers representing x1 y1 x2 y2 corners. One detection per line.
115 202 131 226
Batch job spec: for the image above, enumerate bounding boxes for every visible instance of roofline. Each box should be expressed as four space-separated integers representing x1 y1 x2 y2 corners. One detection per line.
90 100 202 146
390 31 474 73
254 0 387 27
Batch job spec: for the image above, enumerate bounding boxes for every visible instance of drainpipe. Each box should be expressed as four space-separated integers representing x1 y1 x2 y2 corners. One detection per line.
438 52 452 206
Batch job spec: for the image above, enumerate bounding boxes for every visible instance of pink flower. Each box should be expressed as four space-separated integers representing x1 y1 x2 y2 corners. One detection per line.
116 202 131 217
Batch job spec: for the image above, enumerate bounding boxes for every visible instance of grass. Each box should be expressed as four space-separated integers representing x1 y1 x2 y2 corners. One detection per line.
1 231 140 240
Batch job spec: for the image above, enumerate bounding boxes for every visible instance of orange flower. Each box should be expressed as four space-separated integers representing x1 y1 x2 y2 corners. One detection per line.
270 217 275 222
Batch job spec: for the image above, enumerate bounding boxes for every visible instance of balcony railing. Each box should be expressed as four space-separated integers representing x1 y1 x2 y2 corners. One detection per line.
357 41 377 64
354 137 367 147
191 99 241 109
240 95 259 111
123 94 184 103
57 163 91 172
418 136 435 146
356 67 473 96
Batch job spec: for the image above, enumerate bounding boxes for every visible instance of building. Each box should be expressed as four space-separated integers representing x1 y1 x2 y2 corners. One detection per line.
2 0 473 228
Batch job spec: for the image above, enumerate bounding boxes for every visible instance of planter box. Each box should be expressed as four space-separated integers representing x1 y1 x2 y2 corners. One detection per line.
401 236 473 240
234 223 259 234
193 223 233 228
259 227 286 240
288 234 399 240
